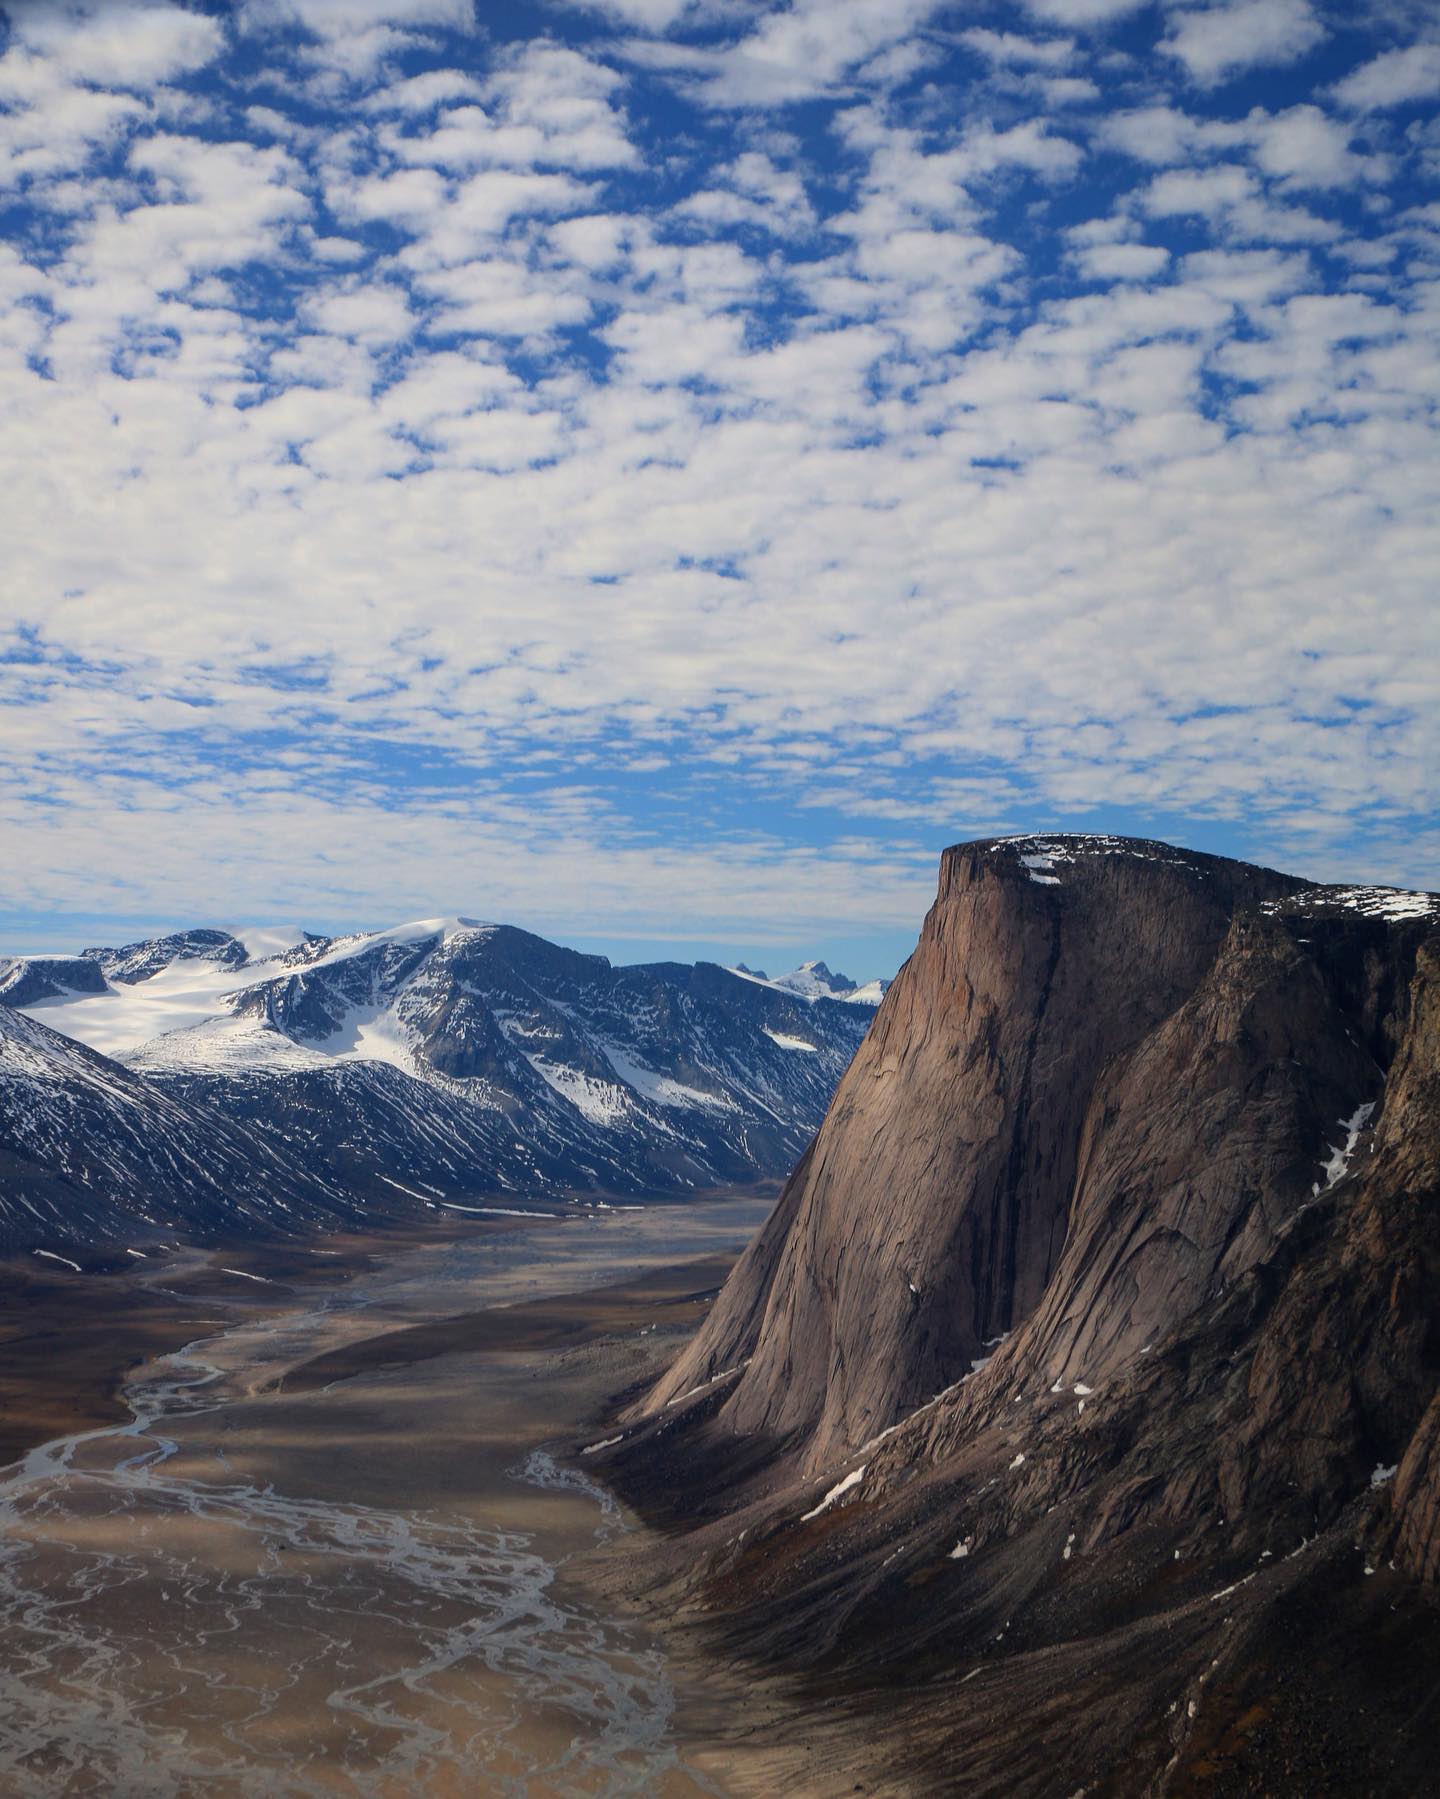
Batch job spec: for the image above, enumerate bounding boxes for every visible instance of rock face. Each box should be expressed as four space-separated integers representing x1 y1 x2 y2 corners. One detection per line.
1 917 875 1255
646 836 1317 1468
598 837 1440 1794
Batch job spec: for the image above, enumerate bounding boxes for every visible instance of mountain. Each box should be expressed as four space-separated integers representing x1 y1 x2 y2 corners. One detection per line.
0 1004 365 1256
587 835 1440 1795
0 918 873 1257
729 958 890 1005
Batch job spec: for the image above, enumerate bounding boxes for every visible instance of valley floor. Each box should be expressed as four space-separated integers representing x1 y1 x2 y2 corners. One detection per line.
0 1198 844 1798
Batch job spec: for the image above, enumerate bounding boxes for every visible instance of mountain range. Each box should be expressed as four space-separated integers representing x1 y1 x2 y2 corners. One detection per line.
0 920 878 1261
584 834 1440 1795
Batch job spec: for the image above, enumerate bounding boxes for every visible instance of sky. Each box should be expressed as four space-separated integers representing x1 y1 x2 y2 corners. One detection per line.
0 0 1436 981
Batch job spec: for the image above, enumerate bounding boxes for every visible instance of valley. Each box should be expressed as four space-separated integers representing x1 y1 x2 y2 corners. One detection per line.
0 1199 775 1797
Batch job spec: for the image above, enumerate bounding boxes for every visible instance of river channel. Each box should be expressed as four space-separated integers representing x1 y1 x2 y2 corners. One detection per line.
0 1199 769 1797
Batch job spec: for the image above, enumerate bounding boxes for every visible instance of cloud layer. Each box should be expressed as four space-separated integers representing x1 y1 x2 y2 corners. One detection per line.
1 0 1437 963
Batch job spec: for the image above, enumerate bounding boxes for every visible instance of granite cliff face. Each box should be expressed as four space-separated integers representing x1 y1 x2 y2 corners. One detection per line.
594 836 1440 1795
644 836 1319 1468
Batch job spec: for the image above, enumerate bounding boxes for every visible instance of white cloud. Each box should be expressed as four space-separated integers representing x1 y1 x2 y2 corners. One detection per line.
1162 0 1327 87
0 69 146 186
1246 103 1386 188
1332 42 1440 110
237 0 476 83
240 0 474 32
961 29 1076 69
329 164 595 265
412 256 593 338
8 1 225 87
1103 102 1385 189
362 69 485 113
1178 246 1313 305
1100 105 1247 164
1043 76 1101 105
1075 240 1170 279
621 0 949 107
1020 0 1149 23
553 0 696 27
1142 162 1259 216
303 282 415 343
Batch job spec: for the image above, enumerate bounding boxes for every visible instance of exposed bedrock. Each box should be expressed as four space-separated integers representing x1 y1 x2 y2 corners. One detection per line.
595 840 1440 1793
641 836 1356 1471
640 841 1435 1477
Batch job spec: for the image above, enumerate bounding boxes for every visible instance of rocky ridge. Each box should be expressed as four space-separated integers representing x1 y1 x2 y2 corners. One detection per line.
0 1005 360 1252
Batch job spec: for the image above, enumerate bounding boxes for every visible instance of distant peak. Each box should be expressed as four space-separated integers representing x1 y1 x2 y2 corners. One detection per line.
728 959 887 1005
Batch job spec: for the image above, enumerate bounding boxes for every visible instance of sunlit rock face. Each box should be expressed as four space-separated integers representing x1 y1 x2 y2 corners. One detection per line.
640 836 1437 1477
598 839 1440 1793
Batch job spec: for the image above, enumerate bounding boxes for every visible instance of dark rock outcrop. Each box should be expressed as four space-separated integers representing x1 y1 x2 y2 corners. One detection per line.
87 927 248 985
0 955 110 1008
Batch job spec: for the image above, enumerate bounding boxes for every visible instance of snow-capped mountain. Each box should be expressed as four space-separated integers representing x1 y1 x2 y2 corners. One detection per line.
729 958 889 1006
0 920 876 1256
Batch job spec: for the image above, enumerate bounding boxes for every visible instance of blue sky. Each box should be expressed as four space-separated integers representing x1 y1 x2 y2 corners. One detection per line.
0 0 1436 981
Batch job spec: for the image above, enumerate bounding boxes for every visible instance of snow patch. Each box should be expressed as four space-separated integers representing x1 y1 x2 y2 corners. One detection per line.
33 1249 80 1272
230 925 308 964
664 1362 747 1408
1270 885 1439 923
801 1464 866 1522
297 917 494 976
524 1056 631 1124
727 961 887 1006
317 1002 420 1073
377 1175 436 1202
1020 853 1061 885
440 1203 557 1219
1313 1101 1376 1195
599 1040 733 1112
126 1015 329 1076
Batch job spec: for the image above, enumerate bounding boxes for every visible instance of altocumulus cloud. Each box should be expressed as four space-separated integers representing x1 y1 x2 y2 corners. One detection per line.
0 0 1436 963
